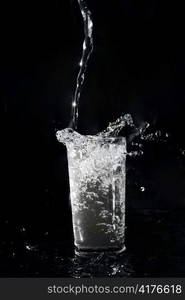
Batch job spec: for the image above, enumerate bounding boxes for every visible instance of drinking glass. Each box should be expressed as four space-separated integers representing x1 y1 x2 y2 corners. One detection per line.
64 133 126 255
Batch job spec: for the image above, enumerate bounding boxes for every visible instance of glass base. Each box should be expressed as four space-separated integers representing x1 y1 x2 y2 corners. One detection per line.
75 245 126 257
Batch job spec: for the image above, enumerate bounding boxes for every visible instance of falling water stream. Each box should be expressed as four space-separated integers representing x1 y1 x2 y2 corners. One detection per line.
71 0 93 130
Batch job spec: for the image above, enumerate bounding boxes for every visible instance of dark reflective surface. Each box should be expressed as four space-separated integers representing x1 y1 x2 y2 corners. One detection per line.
1 210 185 277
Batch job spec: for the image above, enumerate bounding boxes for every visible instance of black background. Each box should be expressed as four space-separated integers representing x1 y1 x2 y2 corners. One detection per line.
1 0 185 276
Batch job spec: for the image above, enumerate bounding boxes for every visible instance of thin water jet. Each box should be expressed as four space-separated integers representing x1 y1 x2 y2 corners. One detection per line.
71 0 93 130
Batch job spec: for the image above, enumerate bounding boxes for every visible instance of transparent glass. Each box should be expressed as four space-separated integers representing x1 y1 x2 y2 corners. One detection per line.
64 133 126 255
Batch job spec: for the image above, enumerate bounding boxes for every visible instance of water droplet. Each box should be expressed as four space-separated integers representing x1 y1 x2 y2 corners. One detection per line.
20 226 26 232
25 243 37 251
181 150 185 156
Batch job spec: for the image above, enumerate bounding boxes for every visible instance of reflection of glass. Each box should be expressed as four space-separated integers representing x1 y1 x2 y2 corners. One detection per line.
57 129 126 254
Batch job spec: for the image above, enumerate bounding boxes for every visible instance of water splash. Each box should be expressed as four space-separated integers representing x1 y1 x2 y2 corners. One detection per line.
98 114 135 137
57 112 170 159
98 114 150 143
71 0 94 129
